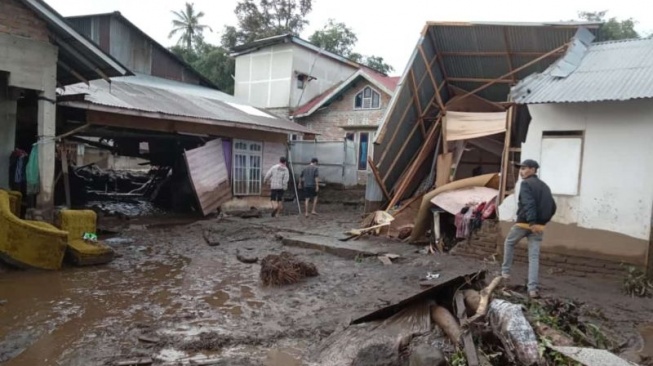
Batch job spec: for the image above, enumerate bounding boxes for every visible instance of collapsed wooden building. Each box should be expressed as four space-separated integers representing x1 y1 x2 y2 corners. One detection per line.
368 22 599 243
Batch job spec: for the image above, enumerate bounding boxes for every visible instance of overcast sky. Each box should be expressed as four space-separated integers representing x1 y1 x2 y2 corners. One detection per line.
47 0 651 75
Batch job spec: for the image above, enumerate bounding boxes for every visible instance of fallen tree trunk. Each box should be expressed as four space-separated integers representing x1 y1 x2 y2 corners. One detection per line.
464 276 503 326
430 305 462 345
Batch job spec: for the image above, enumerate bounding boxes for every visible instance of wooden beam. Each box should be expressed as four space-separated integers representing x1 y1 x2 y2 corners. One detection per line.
382 120 422 182
453 43 569 105
498 104 515 204
409 70 426 136
455 292 480 366
440 51 564 57
57 60 89 85
503 28 517 83
418 45 447 113
378 89 438 167
375 54 438 146
448 77 514 84
55 123 91 141
368 157 390 200
447 85 506 111
385 118 441 211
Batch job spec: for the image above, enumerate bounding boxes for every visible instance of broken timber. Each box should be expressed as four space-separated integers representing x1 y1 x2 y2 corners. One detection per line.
455 291 480 366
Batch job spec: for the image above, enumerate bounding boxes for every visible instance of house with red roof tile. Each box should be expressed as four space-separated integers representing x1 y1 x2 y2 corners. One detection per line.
231 34 399 182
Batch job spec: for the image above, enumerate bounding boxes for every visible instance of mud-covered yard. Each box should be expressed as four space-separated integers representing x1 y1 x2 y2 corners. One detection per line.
0 203 652 365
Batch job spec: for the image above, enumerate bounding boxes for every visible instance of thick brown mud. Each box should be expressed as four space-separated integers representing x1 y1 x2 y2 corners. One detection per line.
0 204 651 365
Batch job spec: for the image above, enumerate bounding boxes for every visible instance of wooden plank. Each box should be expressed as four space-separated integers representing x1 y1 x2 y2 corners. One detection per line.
448 77 514 84
184 139 232 216
440 50 564 57
498 105 515 203
418 45 446 113
455 292 480 366
453 43 569 105
385 119 441 211
368 156 390 200
503 28 517 83
382 119 422 183
377 55 439 164
435 153 453 188
410 70 426 136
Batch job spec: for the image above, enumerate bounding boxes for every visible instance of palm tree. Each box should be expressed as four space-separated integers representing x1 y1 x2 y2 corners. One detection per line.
168 3 212 50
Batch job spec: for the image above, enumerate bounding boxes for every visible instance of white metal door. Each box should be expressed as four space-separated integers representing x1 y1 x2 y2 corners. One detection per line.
233 140 262 195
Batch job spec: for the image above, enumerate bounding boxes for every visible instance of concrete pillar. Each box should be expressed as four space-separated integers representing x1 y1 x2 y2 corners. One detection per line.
0 80 17 189
36 85 56 210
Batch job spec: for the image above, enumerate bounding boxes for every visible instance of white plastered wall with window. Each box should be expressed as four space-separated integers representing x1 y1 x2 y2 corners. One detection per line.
500 100 653 242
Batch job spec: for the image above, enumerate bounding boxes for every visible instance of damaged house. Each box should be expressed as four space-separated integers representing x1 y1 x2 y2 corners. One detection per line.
1 0 129 212
230 35 399 185
56 12 313 215
505 34 653 275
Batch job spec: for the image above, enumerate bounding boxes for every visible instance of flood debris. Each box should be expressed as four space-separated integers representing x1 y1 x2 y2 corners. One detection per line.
115 357 153 366
260 252 318 286
202 229 221 247
236 250 258 264
622 265 653 298
550 346 638 366
378 253 400 265
343 211 395 241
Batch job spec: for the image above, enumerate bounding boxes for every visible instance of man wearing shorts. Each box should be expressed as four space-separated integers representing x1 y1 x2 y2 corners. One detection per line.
264 157 289 217
299 158 319 217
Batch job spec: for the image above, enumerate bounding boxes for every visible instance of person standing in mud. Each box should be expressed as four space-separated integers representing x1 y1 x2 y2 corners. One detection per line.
501 159 556 299
299 158 319 218
264 156 289 217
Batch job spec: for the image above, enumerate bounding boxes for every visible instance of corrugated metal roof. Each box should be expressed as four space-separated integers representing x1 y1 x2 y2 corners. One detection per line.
18 0 130 85
512 38 653 104
60 74 313 134
373 22 598 203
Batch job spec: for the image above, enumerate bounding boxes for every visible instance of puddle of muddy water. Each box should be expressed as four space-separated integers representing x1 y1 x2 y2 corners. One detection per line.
266 348 303 366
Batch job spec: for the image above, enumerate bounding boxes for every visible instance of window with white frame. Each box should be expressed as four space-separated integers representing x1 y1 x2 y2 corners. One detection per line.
539 131 584 195
354 86 381 110
233 140 263 195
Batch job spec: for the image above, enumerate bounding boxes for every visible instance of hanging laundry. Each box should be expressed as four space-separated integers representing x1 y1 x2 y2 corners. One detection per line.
25 145 40 195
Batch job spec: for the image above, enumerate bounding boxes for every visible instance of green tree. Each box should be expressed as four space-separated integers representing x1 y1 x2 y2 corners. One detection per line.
170 41 235 94
309 19 358 57
221 0 313 49
578 10 639 41
168 2 212 50
309 20 394 74
363 56 394 74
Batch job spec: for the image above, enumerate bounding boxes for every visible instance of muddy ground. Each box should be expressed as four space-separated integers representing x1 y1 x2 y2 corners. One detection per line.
1 202 652 365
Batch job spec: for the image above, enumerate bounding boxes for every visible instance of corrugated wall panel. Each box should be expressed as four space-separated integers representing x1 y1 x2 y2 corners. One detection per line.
184 139 232 216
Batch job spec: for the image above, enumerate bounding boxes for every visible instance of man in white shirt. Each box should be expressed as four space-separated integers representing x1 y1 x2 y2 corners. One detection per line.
264 157 289 217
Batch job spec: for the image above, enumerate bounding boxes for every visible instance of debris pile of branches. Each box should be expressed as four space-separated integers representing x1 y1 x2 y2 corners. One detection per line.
314 272 630 366
260 252 318 286
343 210 394 241
622 265 653 298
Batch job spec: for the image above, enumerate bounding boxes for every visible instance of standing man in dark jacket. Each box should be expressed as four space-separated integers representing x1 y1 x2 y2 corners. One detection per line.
501 159 556 298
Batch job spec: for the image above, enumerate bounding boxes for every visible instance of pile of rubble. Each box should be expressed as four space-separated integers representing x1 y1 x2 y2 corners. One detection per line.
311 272 642 366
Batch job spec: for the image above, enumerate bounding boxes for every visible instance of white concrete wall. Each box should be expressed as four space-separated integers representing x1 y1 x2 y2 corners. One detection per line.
234 43 294 109
289 46 357 110
503 100 653 241
233 43 358 111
